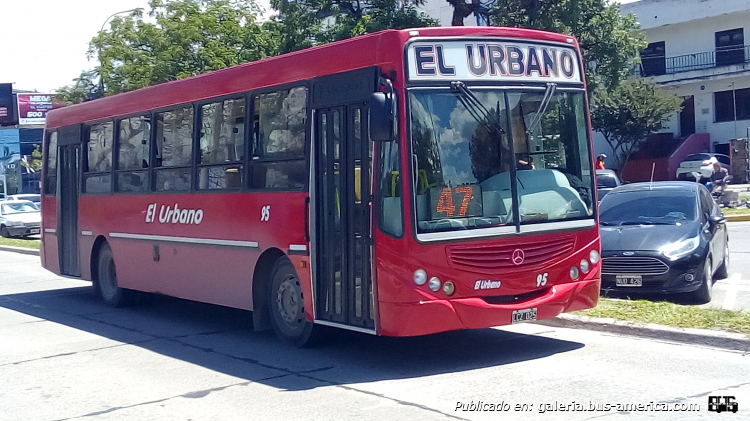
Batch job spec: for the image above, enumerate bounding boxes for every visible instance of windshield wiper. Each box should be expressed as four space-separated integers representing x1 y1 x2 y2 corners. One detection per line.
526 82 557 136
450 81 505 134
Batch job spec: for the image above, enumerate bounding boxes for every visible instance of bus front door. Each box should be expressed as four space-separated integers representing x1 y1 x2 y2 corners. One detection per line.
58 143 80 277
314 104 374 331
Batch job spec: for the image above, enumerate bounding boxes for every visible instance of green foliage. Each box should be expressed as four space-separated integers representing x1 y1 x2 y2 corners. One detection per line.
487 0 645 93
270 0 437 54
55 70 102 105
20 146 43 173
58 0 278 102
591 79 682 173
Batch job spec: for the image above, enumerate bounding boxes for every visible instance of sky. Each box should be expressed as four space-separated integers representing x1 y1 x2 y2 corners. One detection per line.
0 0 271 94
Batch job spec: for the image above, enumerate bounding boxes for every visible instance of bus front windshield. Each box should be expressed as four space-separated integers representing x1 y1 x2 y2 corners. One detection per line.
410 88 594 234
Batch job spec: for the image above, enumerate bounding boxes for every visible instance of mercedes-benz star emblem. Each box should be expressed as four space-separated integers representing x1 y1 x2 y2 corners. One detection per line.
512 249 525 265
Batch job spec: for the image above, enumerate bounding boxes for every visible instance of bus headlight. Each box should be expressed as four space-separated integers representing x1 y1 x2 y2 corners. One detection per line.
443 281 455 296
589 249 601 264
570 266 580 280
429 277 442 292
414 269 427 286
580 259 590 273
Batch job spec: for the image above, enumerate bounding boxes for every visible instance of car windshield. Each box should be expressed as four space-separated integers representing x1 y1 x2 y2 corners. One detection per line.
1 202 39 214
599 190 696 225
410 88 594 234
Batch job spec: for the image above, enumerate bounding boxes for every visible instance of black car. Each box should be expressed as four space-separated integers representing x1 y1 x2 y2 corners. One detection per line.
598 182 729 303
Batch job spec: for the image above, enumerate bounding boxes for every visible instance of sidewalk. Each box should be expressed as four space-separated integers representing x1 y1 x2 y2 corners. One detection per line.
536 313 750 352
0 244 39 256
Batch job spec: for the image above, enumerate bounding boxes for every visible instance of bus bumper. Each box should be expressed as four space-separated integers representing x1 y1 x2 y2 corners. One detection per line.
377 278 600 337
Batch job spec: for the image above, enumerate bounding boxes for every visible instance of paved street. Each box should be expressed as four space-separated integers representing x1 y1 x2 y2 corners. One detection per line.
1 250 750 420
704 221 750 311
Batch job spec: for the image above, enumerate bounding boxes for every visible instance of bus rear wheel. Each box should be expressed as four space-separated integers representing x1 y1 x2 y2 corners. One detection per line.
95 243 133 307
268 257 314 347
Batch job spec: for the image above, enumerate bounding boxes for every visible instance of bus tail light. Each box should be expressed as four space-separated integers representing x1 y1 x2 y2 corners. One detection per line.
443 281 455 296
414 269 427 285
570 266 580 280
429 277 442 292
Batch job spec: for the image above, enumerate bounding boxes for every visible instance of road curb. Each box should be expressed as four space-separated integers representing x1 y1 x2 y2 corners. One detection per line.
726 214 750 222
0 245 40 256
536 313 750 352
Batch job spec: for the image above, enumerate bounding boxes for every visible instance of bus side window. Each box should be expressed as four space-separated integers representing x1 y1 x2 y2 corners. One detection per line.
251 87 307 190
379 141 402 236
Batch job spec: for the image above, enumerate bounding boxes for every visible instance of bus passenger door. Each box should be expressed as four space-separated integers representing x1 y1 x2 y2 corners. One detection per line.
314 104 374 331
57 127 81 277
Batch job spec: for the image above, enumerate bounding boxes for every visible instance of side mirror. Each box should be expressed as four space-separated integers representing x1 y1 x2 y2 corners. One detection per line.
709 214 726 225
369 92 394 142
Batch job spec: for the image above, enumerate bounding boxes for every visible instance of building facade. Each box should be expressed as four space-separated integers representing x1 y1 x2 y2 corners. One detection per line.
0 86 47 198
622 0 750 156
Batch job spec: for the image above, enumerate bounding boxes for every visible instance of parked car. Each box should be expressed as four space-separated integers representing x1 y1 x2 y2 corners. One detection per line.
0 200 41 238
598 182 728 303
4 194 41 207
675 153 730 182
596 169 621 202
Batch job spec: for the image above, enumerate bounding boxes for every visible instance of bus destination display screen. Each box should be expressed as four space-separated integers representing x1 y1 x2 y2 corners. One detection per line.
429 185 482 219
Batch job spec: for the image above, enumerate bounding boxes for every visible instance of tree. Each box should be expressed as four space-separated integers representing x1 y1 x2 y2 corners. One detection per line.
56 70 102 105
591 79 682 174
270 0 437 54
58 0 278 102
485 0 645 94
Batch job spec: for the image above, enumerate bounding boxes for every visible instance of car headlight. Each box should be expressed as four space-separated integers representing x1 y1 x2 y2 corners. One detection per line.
660 237 699 260
8 221 24 227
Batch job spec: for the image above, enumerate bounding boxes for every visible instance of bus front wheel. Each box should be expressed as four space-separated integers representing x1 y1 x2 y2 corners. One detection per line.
95 243 133 307
268 257 314 347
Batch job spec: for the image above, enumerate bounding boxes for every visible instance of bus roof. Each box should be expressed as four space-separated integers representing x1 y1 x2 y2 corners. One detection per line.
46 26 579 129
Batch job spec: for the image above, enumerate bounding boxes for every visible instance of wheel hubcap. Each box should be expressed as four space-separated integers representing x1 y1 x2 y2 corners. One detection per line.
276 276 303 327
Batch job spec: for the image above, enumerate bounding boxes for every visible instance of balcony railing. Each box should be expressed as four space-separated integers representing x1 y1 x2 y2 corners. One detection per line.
640 45 750 77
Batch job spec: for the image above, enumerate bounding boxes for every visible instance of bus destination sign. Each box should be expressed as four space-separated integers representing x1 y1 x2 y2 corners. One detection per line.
407 41 581 83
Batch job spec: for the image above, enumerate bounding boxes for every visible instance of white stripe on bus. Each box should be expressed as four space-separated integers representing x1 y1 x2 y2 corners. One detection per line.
289 244 308 251
109 233 259 249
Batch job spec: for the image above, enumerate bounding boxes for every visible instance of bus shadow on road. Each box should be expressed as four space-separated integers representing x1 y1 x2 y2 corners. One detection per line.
0 286 585 391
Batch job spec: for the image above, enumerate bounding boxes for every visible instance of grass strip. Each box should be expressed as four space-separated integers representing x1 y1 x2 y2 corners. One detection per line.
575 298 750 338
722 207 750 215
0 237 41 249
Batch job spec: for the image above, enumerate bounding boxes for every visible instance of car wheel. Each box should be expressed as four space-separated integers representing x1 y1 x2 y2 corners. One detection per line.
691 256 713 304
95 243 133 307
268 257 316 347
0 225 10 238
716 240 729 279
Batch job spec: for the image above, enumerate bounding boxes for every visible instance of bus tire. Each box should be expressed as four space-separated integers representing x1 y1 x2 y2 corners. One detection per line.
95 243 133 307
268 257 315 347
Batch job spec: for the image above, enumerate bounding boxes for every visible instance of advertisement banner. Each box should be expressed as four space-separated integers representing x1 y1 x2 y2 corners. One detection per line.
16 94 63 125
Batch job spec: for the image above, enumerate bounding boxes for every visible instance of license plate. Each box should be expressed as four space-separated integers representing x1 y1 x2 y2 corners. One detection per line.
616 275 642 287
30 229 40 234
512 308 537 324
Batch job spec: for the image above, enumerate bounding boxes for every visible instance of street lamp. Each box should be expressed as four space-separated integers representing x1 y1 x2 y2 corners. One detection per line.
97 8 139 96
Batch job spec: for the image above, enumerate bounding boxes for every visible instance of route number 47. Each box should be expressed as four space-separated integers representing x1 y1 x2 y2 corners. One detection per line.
536 273 548 287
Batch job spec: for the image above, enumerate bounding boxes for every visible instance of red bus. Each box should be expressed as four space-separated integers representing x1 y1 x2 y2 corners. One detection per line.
41 27 601 346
